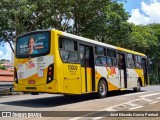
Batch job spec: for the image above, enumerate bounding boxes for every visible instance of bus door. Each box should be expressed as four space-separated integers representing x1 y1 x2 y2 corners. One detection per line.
79 45 95 93
142 58 148 85
118 53 127 88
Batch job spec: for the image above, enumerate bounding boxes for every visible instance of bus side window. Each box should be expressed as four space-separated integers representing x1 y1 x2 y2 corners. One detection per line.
134 56 142 68
96 56 107 66
86 47 91 67
95 46 105 56
117 54 125 69
59 36 79 63
95 46 107 66
79 45 85 67
64 38 75 51
68 51 79 62
127 54 134 68
107 49 116 67
60 50 69 62
107 58 112 66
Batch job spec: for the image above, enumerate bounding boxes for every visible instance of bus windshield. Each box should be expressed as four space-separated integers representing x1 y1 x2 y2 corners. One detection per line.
16 31 50 58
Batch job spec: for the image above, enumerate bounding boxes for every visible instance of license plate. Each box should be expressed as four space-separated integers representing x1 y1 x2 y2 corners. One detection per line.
28 80 35 84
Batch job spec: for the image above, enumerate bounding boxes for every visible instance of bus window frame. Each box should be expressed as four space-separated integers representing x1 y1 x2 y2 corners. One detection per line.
95 46 107 66
95 56 107 66
134 55 142 69
106 48 117 67
58 35 80 64
95 46 105 56
15 30 51 59
126 53 135 69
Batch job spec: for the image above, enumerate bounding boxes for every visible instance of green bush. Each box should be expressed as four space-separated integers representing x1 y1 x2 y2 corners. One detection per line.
0 66 6 70
148 74 160 85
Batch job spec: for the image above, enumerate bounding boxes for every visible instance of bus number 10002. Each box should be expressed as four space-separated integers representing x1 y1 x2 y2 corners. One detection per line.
68 65 78 71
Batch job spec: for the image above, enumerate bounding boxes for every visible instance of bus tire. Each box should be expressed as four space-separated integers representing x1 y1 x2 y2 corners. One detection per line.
64 94 75 97
31 92 39 95
133 79 141 92
97 79 107 98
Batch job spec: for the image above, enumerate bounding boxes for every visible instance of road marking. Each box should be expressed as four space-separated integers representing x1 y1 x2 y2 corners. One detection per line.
70 117 82 120
127 102 138 107
140 97 153 102
104 107 117 111
91 117 103 120
156 97 160 100
103 98 140 110
139 92 160 98
129 106 143 110
123 92 146 97
149 101 159 104
70 92 159 120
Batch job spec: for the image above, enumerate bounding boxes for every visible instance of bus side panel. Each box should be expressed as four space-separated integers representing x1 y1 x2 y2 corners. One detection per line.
81 67 86 93
135 69 145 86
86 68 92 92
106 67 120 91
54 31 82 94
42 30 58 93
95 66 120 92
127 69 138 88
52 30 64 93
46 81 57 93
81 67 93 93
63 64 81 94
127 69 144 88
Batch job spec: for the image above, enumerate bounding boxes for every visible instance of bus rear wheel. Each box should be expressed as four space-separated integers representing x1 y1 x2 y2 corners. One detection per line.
31 92 39 95
133 80 141 92
97 79 107 98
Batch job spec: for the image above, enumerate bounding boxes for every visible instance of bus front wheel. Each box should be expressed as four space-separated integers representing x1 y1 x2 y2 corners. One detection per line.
97 79 107 98
133 80 141 92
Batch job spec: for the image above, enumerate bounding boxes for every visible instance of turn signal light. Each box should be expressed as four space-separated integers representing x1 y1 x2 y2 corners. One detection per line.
47 64 54 84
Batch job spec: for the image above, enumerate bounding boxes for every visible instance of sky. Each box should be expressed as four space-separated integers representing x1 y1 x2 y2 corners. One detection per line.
124 0 160 25
0 0 160 62
0 42 13 62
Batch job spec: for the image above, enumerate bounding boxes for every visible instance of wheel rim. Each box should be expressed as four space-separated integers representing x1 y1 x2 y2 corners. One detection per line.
99 82 106 96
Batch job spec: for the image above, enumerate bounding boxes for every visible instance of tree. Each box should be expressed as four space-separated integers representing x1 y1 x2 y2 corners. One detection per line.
0 0 129 53
147 24 160 77
0 0 37 52
126 24 159 77
101 2 131 46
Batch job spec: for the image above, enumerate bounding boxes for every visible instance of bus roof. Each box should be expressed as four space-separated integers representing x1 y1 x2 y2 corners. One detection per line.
19 29 146 57
54 30 146 57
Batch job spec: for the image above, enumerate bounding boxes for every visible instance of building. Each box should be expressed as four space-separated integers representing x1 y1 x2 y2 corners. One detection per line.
0 69 14 82
0 63 14 82
0 59 10 64
0 64 14 71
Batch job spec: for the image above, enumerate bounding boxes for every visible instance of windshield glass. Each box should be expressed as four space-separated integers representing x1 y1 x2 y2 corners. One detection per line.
16 31 50 58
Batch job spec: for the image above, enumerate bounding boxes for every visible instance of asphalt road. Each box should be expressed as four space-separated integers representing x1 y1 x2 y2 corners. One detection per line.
0 85 160 120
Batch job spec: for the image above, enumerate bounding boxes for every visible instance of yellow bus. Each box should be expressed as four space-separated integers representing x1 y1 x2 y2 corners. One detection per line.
14 29 148 98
